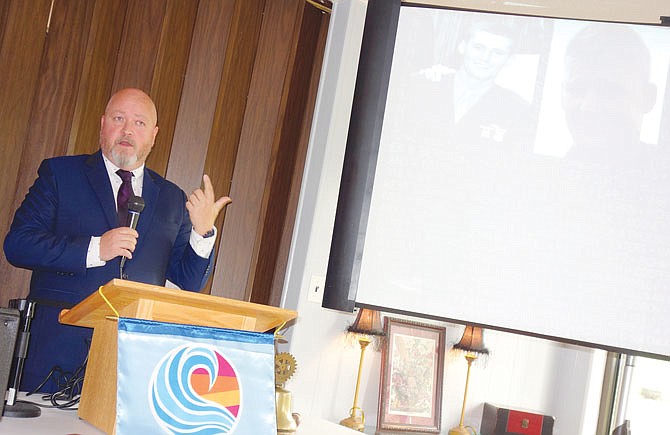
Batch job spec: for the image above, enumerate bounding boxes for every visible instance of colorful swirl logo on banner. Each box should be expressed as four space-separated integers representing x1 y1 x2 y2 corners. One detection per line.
149 344 241 434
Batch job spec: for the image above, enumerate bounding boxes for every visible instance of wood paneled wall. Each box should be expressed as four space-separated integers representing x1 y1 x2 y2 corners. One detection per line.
0 0 331 307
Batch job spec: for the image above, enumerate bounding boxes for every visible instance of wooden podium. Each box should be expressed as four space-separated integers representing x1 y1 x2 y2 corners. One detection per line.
59 279 298 434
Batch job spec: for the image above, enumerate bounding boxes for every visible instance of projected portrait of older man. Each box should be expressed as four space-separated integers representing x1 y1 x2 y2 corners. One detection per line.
562 24 658 165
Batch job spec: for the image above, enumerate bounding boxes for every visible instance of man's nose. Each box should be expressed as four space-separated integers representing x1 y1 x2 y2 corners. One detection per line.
577 88 609 112
123 121 133 135
477 48 493 62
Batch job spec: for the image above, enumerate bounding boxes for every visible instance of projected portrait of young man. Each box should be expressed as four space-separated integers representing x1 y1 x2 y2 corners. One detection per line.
561 24 659 166
408 16 538 150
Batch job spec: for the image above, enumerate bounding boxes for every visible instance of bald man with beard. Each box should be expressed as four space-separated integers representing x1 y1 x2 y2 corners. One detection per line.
4 88 231 393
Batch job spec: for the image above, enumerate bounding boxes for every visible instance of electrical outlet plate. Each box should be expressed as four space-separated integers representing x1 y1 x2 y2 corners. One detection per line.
307 275 325 304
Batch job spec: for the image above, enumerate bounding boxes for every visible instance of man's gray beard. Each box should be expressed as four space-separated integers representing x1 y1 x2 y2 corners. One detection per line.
111 149 138 169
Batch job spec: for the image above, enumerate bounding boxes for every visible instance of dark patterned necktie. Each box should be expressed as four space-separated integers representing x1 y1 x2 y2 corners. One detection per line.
116 169 134 226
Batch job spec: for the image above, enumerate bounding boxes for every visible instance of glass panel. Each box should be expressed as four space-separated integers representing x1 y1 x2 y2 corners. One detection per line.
626 356 670 432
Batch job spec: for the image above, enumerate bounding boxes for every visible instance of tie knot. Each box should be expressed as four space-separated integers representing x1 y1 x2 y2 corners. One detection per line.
116 169 133 182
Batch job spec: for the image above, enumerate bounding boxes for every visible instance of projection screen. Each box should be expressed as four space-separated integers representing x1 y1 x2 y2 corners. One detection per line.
326 2 670 359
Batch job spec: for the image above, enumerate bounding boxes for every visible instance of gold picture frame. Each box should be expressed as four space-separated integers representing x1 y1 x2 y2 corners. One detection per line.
377 317 446 433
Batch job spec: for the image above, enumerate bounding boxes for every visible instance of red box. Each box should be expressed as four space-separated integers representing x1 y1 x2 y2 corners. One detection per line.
480 403 554 435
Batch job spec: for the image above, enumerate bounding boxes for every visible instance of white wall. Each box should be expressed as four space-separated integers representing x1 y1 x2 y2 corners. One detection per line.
277 0 643 432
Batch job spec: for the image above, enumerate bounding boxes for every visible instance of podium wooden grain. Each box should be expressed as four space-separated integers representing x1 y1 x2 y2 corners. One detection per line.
59 279 298 435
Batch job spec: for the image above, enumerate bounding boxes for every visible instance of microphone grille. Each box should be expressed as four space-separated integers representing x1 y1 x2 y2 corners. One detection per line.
128 195 145 213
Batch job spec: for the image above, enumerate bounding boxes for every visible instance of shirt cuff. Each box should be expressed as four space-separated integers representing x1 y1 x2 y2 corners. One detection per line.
87 236 106 268
190 227 216 259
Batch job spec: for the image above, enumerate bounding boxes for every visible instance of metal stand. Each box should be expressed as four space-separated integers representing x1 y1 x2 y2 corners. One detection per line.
612 420 631 435
610 354 635 432
2 299 41 418
3 401 40 418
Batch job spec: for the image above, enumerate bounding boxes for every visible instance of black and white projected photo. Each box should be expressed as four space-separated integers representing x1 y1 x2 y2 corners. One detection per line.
354 6 670 357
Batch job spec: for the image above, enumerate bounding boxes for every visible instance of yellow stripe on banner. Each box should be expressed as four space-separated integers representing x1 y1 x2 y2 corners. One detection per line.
201 390 241 407
98 285 120 318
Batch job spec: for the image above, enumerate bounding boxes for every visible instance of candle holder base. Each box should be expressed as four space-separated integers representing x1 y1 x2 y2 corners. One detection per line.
448 424 475 435
340 407 365 432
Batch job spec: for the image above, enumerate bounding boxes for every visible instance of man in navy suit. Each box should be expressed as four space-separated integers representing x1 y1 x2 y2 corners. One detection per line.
4 88 231 393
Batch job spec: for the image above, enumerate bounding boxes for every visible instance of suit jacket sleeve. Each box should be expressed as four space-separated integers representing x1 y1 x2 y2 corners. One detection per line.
4 159 90 274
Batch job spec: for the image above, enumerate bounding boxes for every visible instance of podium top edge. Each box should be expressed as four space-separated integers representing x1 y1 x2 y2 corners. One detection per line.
59 279 298 331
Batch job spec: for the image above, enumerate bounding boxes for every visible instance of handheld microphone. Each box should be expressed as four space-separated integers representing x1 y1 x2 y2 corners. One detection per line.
120 195 145 276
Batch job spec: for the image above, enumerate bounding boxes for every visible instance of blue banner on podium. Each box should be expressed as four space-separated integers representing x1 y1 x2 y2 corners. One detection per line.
116 318 276 434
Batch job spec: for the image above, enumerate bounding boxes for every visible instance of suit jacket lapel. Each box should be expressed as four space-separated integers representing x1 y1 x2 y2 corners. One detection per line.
136 168 158 243
85 152 118 229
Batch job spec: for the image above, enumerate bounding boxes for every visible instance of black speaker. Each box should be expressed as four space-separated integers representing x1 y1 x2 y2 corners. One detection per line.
0 307 20 417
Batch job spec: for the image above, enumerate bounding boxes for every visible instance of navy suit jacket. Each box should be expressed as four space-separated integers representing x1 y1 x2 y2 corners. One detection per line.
4 151 213 392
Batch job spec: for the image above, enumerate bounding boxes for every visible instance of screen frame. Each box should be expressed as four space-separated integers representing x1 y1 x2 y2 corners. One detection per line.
323 0 402 312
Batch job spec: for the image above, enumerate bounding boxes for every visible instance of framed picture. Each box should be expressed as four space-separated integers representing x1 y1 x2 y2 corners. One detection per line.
377 317 446 433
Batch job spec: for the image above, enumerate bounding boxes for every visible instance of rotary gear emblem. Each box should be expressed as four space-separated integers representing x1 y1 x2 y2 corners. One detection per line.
275 352 297 387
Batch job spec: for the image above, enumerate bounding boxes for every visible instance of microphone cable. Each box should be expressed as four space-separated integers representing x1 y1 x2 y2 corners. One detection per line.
23 339 90 410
